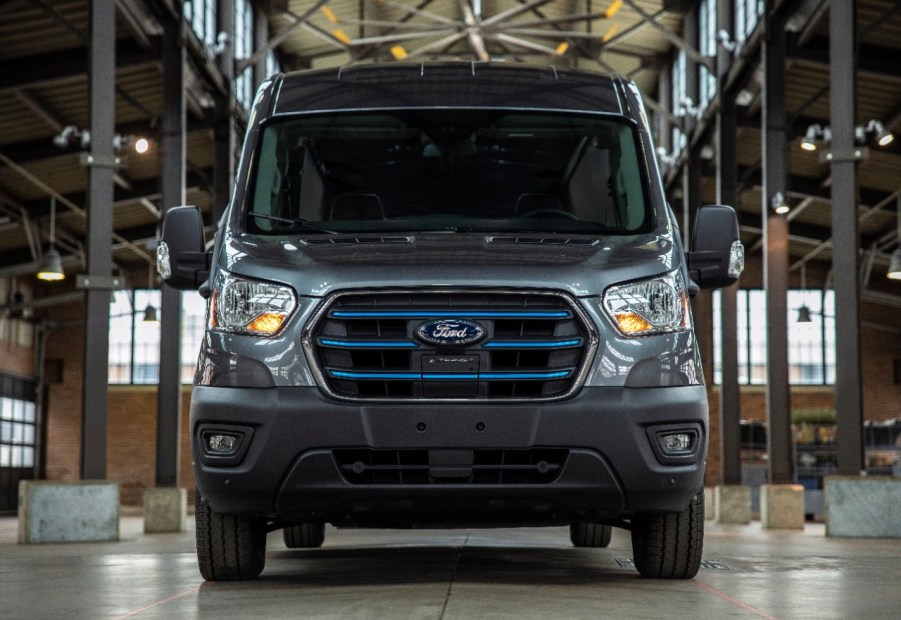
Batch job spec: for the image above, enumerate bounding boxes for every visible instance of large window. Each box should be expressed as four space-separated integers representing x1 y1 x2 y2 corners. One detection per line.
735 0 765 46
712 289 836 385
0 374 36 470
109 290 207 385
184 0 217 47
698 0 717 109
234 0 254 109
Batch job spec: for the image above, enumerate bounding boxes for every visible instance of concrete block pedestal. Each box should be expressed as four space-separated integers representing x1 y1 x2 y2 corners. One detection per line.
714 485 751 524
18 481 120 544
826 476 901 538
143 487 187 533
761 484 805 529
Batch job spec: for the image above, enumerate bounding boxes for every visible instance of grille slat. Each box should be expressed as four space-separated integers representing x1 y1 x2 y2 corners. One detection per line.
334 449 568 485
308 291 592 401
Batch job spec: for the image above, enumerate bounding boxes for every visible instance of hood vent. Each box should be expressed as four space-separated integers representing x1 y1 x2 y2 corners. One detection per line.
301 236 414 246
487 236 599 247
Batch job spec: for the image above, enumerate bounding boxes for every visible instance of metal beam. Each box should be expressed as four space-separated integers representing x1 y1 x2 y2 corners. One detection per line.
213 0 236 224
0 39 159 92
458 0 489 61
830 0 864 476
762 7 793 486
81 0 116 481
621 0 713 70
716 0 741 488
156 10 186 488
237 0 329 73
787 34 901 84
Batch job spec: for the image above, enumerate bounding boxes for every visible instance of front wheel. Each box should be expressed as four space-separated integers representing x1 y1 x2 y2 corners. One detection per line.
630 491 704 579
195 492 267 581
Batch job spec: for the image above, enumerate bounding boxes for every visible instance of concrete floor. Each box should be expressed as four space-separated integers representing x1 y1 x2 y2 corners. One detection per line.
1 516 899 619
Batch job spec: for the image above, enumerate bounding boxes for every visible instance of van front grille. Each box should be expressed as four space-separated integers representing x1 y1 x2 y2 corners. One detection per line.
305 290 593 401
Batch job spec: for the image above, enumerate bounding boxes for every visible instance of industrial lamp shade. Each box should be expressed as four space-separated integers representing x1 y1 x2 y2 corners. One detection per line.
888 248 901 280
796 305 813 323
142 305 159 323
36 247 65 281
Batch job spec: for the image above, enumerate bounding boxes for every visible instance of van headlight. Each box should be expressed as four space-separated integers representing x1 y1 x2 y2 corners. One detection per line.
602 269 692 337
210 272 297 336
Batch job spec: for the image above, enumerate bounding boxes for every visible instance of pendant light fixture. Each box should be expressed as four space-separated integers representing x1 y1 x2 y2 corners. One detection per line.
796 263 812 323
142 265 159 323
36 197 65 281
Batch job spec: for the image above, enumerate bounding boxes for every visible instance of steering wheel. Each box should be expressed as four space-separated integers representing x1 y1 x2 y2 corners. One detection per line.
520 208 580 221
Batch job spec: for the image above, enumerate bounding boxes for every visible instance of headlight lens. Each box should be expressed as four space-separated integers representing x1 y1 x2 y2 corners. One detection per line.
210 272 297 336
603 269 691 337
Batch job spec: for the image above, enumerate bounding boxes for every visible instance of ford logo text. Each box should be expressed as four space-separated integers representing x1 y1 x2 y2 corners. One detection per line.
415 319 486 347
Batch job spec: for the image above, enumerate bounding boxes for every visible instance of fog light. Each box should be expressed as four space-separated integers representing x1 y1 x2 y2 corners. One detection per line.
207 434 239 454
660 432 693 453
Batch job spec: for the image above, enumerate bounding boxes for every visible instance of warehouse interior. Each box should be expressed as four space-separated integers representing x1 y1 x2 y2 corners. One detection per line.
1 0 900 617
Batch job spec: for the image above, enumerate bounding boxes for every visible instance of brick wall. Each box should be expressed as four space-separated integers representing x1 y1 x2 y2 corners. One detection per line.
42 302 195 504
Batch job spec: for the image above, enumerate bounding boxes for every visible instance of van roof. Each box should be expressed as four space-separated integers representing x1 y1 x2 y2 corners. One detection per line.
271 62 628 117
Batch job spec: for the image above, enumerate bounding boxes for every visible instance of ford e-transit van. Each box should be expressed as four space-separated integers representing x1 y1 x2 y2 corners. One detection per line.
158 63 743 581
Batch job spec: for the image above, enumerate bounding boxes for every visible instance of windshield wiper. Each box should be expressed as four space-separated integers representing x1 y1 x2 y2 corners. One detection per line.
248 213 338 234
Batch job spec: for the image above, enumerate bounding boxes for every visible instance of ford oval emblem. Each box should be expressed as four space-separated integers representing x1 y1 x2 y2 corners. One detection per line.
415 318 486 347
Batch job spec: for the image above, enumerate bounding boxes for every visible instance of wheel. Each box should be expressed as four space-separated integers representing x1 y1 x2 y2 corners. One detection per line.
630 491 704 579
283 522 325 549
569 521 613 548
195 491 267 581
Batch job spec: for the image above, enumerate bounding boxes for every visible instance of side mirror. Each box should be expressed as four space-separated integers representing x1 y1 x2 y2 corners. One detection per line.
157 206 209 290
687 205 744 290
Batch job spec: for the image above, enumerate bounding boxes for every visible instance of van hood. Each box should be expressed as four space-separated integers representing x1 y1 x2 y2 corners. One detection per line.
216 231 680 298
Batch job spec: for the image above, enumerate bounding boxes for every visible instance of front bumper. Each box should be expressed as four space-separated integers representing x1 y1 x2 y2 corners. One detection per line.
191 384 708 525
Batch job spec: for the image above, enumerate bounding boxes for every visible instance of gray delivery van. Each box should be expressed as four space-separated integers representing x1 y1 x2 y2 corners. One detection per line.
158 62 743 581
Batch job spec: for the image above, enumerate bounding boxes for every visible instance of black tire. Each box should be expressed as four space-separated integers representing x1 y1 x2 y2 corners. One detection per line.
630 491 704 579
283 522 325 549
195 492 267 581
569 521 613 548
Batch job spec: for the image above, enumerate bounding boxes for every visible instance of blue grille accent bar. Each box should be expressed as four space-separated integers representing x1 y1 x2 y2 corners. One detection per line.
329 369 573 381
483 338 582 349
319 338 419 349
329 310 571 319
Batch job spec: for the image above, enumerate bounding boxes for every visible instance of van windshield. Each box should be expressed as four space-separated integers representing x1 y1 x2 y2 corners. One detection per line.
247 110 651 235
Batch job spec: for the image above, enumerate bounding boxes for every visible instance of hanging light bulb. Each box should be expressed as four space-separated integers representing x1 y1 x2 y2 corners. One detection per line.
36 197 65 281
37 247 65 281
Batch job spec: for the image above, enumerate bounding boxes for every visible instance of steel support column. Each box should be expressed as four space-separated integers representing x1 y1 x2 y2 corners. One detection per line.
155 9 186 488
80 0 116 480
717 0 741 487
830 0 864 476
213 0 236 224
762 9 793 485
681 4 700 240
252 6 269 91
